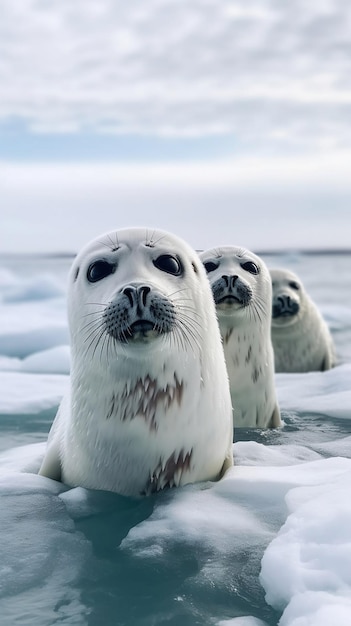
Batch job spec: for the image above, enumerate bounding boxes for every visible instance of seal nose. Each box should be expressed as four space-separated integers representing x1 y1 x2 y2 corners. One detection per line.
273 294 299 317
278 295 293 310
122 284 151 309
222 275 238 291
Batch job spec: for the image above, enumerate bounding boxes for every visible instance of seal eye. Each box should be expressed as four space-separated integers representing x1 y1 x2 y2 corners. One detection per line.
241 261 259 275
87 260 116 283
153 254 182 276
203 261 219 273
289 281 300 290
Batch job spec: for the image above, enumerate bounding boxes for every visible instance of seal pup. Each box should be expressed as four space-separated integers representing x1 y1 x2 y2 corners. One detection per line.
270 267 336 372
39 228 233 496
200 246 281 429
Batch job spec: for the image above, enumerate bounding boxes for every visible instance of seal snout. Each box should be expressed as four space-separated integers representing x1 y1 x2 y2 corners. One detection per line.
103 281 175 344
214 274 252 307
273 294 299 318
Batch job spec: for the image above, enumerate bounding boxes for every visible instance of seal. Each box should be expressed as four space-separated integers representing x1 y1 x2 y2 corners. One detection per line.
200 246 281 429
270 267 336 372
39 228 233 496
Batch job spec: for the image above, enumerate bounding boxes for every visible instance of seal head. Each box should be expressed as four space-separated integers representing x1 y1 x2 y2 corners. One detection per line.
270 268 336 372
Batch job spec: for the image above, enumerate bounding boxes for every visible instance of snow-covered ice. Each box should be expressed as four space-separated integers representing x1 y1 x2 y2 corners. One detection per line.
0 253 350 625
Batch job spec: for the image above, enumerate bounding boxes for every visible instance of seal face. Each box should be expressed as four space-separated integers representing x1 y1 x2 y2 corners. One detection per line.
270 268 336 372
200 246 281 429
39 228 233 496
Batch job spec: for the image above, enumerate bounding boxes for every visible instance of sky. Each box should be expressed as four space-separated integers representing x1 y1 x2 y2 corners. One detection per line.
1 0 351 253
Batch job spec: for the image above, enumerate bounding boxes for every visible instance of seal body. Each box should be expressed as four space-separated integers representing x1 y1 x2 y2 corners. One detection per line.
270 268 336 372
200 246 281 429
39 228 233 496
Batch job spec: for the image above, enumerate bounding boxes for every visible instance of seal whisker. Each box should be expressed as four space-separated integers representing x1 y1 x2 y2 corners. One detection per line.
84 325 106 360
82 315 106 336
247 300 262 325
106 333 116 365
91 327 107 361
252 295 268 323
175 314 203 354
83 321 105 345
98 232 120 251
176 311 203 336
81 316 106 333
171 323 189 353
145 231 168 248
172 302 203 321
99 327 111 367
166 287 190 299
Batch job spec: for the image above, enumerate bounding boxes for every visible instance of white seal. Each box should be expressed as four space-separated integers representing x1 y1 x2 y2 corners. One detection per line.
39 228 233 496
200 246 281 429
270 267 336 372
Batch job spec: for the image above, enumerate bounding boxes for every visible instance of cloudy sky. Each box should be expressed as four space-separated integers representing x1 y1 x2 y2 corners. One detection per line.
1 0 351 253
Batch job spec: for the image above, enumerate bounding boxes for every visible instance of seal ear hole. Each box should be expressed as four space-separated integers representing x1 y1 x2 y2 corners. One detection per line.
74 267 80 282
87 260 116 283
203 261 219 273
153 254 183 276
241 261 260 275
289 281 300 290
192 261 198 274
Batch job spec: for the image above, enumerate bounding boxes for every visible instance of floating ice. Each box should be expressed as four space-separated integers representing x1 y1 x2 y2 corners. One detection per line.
276 364 351 419
0 347 70 374
260 460 351 626
0 472 91 625
0 371 67 414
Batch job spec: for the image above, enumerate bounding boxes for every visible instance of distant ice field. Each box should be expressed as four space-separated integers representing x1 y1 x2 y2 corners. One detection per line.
0 251 350 626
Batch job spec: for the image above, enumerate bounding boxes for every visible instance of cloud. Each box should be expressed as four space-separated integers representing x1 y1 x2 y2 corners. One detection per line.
1 0 351 149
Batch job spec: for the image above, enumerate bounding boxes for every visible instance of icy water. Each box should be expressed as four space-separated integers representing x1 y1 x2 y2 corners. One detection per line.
0 251 351 626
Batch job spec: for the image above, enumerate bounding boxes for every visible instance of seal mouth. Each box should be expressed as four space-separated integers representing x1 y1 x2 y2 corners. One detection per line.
216 295 248 307
130 320 155 333
271 310 299 328
272 295 299 320
123 320 157 342
272 310 297 319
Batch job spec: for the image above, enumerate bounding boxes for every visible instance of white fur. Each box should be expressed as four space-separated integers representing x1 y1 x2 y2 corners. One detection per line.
200 246 281 429
270 268 336 373
39 228 233 496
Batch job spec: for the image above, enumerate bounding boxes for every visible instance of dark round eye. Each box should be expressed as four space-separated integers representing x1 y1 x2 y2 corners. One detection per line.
241 261 259 275
87 260 116 283
153 254 182 276
289 281 300 290
203 261 219 273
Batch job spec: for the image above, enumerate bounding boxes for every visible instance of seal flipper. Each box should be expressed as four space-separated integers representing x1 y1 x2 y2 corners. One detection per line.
38 439 62 481
267 403 281 428
219 446 234 476
320 351 334 371
38 394 68 481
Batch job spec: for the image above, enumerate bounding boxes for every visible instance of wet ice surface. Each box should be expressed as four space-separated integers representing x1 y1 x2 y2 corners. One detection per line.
0 253 351 626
